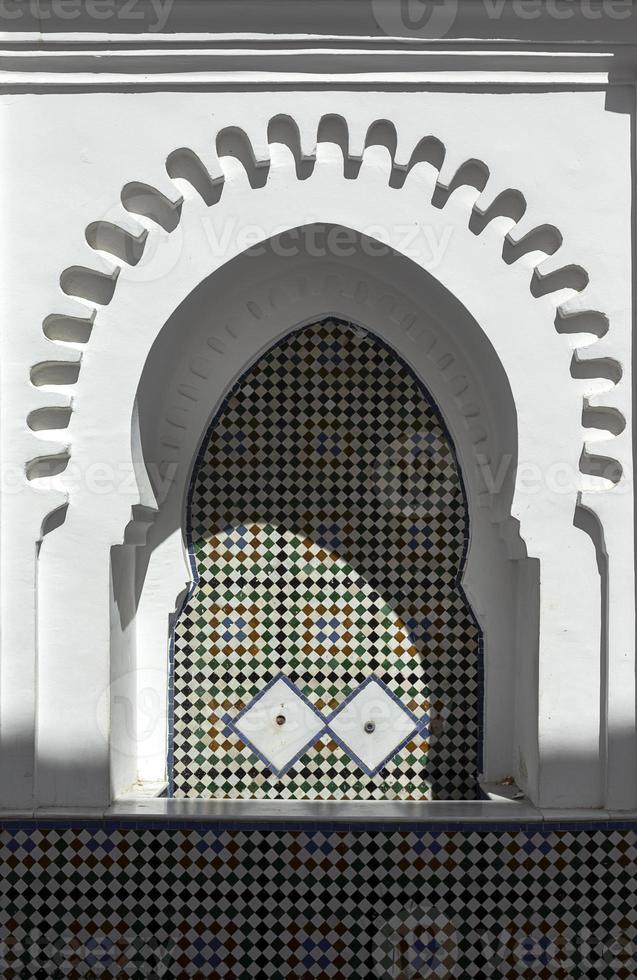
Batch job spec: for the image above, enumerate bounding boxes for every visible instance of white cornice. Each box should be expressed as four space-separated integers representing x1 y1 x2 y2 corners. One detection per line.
1 0 636 87
0 43 631 88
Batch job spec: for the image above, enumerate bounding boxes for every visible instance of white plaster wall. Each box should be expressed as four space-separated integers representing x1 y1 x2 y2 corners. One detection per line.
0 88 633 810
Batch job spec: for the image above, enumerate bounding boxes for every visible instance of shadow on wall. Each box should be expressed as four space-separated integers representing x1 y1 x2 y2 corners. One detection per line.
171 319 482 801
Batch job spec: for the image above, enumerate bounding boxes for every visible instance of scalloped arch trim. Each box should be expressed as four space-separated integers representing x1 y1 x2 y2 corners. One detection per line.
28 114 623 512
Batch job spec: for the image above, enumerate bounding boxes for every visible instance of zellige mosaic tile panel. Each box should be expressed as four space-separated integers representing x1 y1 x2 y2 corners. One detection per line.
1 826 636 978
173 320 481 799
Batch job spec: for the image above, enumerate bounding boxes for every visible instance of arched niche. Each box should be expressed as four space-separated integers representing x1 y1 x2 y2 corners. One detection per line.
10 104 629 814
121 228 530 802
32 150 606 809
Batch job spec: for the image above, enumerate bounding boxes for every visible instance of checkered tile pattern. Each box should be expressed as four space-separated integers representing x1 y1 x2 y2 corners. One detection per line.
1 825 636 978
173 319 480 799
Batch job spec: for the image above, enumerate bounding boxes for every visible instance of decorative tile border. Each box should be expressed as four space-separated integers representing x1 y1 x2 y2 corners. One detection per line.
1 825 636 978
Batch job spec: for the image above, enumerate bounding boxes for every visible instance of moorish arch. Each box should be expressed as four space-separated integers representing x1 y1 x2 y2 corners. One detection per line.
131 235 521 804
23 114 629 809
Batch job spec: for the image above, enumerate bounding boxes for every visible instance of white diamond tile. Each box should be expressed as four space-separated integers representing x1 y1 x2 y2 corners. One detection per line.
327 679 417 774
233 678 325 774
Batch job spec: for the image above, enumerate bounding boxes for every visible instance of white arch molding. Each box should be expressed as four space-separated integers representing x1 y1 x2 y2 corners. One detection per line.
14 115 634 811
133 242 519 804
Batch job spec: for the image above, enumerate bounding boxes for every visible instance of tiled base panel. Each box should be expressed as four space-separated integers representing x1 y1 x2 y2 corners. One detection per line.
1 824 636 978
173 320 481 801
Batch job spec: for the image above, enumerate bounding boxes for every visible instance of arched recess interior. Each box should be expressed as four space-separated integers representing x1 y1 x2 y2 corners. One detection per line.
172 317 481 802
120 230 528 801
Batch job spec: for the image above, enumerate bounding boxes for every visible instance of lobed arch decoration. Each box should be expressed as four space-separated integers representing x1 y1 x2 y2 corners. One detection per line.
26 110 628 809
28 112 622 503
